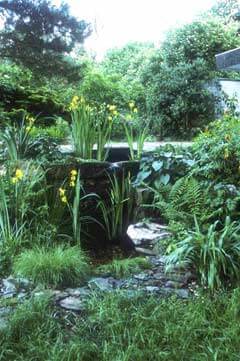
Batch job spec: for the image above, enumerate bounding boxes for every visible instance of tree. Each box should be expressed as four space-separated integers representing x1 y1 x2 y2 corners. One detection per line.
161 19 240 69
142 58 216 139
0 0 91 78
207 0 239 22
100 42 155 112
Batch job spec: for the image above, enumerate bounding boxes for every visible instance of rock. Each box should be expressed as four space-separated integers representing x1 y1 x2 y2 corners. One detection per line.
175 289 190 299
128 223 170 247
160 287 189 299
153 273 166 281
17 292 27 300
65 287 91 298
145 286 160 293
165 271 195 285
2 276 32 295
88 277 114 292
164 280 184 289
2 278 17 295
52 291 69 302
135 247 157 256
134 273 149 281
59 297 85 312
150 256 168 266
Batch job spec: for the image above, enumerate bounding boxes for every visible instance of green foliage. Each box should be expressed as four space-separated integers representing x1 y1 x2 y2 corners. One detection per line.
2 290 240 360
161 19 240 69
192 115 240 184
97 257 151 278
0 63 66 123
0 162 47 275
0 113 35 161
101 42 155 113
0 0 91 78
70 99 96 159
79 70 127 109
70 98 114 160
205 0 240 23
123 108 148 160
98 173 135 240
167 216 240 290
29 118 70 141
13 245 89 287
143 58 216 138
141 18 240 138
135 145 194 188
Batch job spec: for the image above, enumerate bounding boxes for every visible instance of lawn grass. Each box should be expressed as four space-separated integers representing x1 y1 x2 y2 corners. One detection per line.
1 289 240 361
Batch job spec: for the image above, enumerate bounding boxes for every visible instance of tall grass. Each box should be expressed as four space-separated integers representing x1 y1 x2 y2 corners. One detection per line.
71 102 96 159
166 216 240 290
0 115 35 161
98 173 135 240
13 245 90 287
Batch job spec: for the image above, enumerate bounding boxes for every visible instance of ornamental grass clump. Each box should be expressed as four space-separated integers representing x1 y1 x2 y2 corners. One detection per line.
13 245 90 287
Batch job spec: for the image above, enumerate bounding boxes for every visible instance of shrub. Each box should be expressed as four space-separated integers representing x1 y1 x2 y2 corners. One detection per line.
192 115 240 185
13 245 90 287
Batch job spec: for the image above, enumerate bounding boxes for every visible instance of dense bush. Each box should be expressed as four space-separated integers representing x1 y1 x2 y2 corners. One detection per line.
192 115 240 184
142 58 216 138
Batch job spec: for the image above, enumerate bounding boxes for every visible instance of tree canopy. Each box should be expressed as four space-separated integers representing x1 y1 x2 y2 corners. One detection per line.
0 0 91 78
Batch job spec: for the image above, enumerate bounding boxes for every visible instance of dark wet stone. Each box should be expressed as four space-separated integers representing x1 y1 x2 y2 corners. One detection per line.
135 247 157 256
164 280 184 289
88 277 118 292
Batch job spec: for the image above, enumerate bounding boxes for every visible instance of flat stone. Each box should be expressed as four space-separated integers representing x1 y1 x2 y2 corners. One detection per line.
153 273 166 281
59 297 85 311
88 277 114 292
150 256 168 265
2 276 32 294
52 291 69 301
65 287 91 298
134 273 149 281
175 289 190 299
166 271 195 284
17 292 27 300
145 286 160 293
2 278 17 295
135 247 157 256
164 280 184 289
128 223 170 247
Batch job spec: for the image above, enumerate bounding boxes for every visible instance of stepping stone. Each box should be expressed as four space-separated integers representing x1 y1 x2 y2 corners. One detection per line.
59 297 85 311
